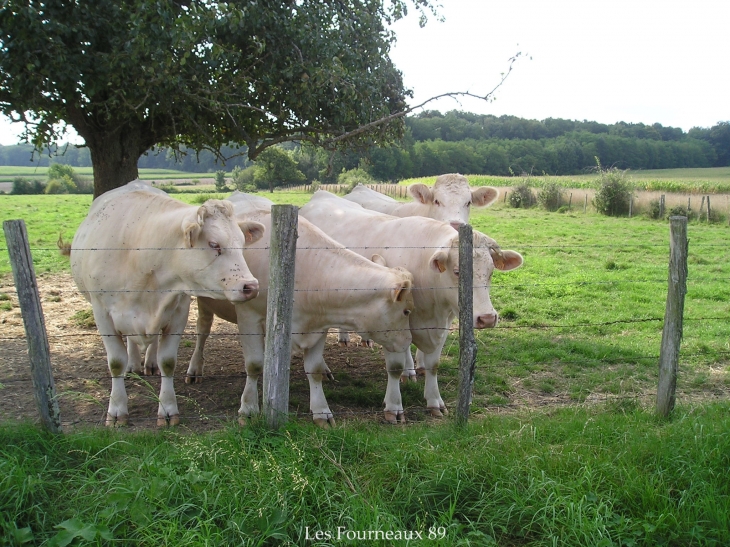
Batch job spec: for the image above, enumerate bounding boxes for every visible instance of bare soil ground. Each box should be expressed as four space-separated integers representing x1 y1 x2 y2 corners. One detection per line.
0 273 440 432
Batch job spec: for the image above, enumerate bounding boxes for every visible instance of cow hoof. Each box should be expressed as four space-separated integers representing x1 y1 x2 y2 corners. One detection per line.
237 416 248 426
157 414 179 427
428 407 444 418
326 372 335 381
185 375 203 384
338 341 349 348
416 367 426 377
400 372 418 383
105 413 128 427
313 416 336 428
384 410 406 424
144 366 158 376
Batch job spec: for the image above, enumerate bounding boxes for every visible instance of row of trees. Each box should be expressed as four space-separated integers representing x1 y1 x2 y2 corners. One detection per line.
1 114 727 184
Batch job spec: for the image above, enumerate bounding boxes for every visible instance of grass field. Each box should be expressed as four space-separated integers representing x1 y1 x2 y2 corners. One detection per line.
0 167 216 183
1 190 729 545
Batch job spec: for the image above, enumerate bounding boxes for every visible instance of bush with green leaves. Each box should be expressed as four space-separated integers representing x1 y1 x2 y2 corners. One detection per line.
44 163 93 194
10 177 45 194
537 181 562 211
231 165 257 192
508 182 534 208
214 170 230 192
593 167 633 216
337 168 377 193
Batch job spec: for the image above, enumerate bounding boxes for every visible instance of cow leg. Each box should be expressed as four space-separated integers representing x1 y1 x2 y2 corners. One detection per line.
400 347 417 383
302 334 335 428
154 302 190 427
417 347 448 417
93 306 129 426
337 328 350 347
383 350 408 423
186 300 215 384
237 313 265 423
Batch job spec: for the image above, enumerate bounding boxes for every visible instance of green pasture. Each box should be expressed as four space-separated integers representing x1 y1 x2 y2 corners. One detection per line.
0 167 215 183
1 190 729 545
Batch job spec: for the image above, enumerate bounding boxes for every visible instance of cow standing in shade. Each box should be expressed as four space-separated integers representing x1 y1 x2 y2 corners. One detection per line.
181 193 415 426
301 191 523 421
62 182 264 426
344 173 499 230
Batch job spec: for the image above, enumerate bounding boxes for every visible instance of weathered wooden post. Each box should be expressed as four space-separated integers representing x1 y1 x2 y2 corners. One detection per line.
3 220 62 433
263 205 298 429
706 195 711 222
657 216 688 418
584 194 588 213
456 224 477 427
568 192 572 210
629 194 633 218
659 194 665 218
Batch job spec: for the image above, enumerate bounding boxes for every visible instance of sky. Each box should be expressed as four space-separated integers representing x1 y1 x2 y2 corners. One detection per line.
1 0 728 146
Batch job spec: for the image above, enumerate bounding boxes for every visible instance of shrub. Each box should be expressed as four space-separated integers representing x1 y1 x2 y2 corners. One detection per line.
508 182 534 208
214 170 230 192
310 180 321 193
537 182 562 211
593 167 632 216
646 199 663 220
231 165 257 192
11 177 45 194
337 168 377 193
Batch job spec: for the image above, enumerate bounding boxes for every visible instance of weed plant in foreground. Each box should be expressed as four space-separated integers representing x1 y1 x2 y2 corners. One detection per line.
1 403 729 546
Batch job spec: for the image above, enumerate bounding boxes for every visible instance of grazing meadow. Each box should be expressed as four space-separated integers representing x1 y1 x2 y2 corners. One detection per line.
1 183 729 545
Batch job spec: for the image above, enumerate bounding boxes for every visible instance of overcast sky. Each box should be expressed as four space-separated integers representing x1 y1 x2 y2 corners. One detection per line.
1 0 728 146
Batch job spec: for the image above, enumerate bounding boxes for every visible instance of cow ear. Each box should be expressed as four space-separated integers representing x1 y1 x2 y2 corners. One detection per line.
181 211 204 248
493 250 524 271
409 183 433 204
429 250 449 273
239 221 266 245
371 254 387 266
472 186 499 207
391 279 412 303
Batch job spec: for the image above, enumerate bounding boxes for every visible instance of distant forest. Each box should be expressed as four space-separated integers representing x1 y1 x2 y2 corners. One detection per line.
1 112 728 182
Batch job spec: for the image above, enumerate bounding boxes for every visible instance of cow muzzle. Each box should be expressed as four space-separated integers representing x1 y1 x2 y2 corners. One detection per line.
475 312 498 329
229 279 259 302
449 220 465 231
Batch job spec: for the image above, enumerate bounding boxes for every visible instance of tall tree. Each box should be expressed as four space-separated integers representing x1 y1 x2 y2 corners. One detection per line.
0 0 437 197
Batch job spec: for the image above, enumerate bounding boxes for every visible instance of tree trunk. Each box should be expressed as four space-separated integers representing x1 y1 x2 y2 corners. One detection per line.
87 127 145 198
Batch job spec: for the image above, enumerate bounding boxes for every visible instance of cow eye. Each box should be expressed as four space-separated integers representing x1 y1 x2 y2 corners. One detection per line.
403 309 411 316
209 241 222 256
453 269 460 277
434 199 441 206
466 201 472 208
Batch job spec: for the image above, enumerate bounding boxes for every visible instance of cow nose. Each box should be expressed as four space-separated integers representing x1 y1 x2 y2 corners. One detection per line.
241 280 259 301
475 312 498 329
449 221 464 231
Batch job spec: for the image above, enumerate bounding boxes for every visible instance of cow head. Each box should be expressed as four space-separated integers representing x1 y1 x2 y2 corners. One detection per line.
429 231 522 329
410 174 499 230
180 199 265 302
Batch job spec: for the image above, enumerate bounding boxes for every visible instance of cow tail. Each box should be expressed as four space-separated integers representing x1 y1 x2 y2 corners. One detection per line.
57 233 72 257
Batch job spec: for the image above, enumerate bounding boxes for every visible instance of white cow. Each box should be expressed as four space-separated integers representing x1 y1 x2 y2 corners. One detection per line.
64 181 264 426
344 173 499 230
301 190 523 420
184 192 415 426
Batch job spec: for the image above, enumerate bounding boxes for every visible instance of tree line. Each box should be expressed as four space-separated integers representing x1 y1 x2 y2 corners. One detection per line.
1 112 728 183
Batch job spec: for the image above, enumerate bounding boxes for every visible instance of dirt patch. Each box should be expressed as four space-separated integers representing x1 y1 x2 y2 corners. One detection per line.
0 273 435 432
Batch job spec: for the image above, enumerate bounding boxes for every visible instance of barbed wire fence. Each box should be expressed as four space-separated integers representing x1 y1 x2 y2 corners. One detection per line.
1 214 725 433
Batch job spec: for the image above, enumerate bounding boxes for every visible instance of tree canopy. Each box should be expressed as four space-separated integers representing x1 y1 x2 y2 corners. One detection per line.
0 0 436 196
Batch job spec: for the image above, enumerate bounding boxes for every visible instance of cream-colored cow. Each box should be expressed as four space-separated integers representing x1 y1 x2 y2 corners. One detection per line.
344 173 499 230
301 191 523 421
182 192 415 427
65 181 264 426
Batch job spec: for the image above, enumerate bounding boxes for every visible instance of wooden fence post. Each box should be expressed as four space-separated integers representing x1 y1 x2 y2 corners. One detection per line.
706 195 711 222
263 205 298 429
3 220 62 433
657 216 688 418
659 195 665 218
629 194 633 218
456 224 477 427
584 194 588 213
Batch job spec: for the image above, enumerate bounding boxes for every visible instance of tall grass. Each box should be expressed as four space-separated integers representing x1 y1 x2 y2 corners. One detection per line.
2 403 729 545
